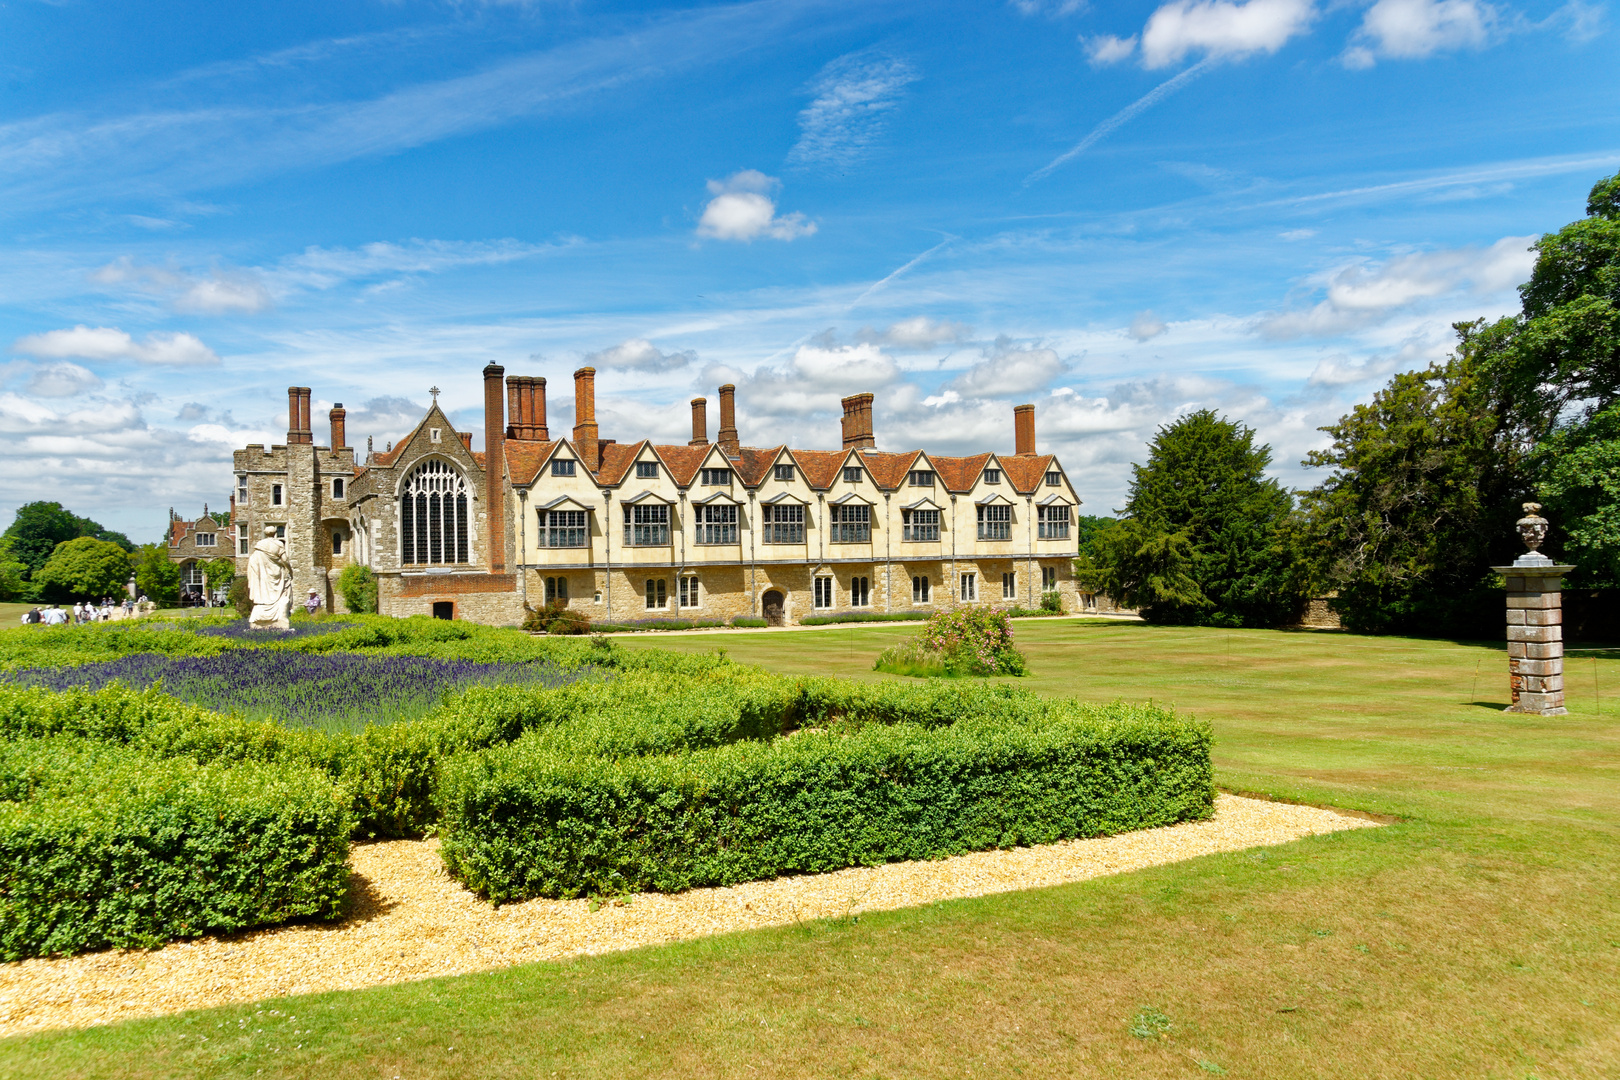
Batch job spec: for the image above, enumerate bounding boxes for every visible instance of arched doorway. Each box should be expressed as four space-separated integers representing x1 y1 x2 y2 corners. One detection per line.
762 590 785 627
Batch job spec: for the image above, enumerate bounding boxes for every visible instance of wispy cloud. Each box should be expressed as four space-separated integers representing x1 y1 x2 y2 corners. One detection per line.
787 50 918 171
1025 58 1214 184
582 338 697 372
1342 0 1495 68
91 257 273 314
0 1 850 214
11 325 221 367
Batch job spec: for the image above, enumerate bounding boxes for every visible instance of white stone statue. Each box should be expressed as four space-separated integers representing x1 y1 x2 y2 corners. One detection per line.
247 525 294 630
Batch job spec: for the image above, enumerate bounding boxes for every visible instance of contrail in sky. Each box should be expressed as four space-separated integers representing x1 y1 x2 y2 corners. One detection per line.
1024 57 1215 186
849 234 956 309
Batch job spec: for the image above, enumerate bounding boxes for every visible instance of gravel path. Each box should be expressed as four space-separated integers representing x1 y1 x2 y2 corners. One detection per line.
0 794 1380 1037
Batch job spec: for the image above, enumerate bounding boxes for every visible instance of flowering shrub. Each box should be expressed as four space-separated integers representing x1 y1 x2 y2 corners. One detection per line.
876 608 1027 678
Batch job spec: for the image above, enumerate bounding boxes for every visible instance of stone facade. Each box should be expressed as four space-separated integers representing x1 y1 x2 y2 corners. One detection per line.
229 367 1085 627
166 505 232 598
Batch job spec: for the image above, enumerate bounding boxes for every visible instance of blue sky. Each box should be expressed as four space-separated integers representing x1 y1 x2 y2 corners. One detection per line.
1 0 1615 540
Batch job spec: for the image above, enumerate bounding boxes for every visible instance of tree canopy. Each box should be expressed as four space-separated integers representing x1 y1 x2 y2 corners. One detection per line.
32 537 134 602
133 543 181 607
1085 409 1303 627
1 501 134 580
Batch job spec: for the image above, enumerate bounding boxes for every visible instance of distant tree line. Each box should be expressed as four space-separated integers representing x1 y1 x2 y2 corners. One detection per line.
1078 169 1619 637
0 501 234 608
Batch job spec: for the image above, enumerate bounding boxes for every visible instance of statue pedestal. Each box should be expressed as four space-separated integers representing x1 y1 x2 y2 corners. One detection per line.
1493 557 1574 716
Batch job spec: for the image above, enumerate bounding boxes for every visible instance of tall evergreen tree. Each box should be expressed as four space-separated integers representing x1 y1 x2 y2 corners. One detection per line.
1090 409 1303 627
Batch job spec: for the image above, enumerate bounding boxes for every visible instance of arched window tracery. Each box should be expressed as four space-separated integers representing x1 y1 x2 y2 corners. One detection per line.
400 459 470 565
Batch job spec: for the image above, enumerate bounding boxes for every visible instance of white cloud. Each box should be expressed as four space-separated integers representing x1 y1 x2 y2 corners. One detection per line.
1084 33 1141 65
582 338 696 372
789 342 899 388
26 361 103 398
1139 0 1318 68
91 257 273 314
787 51 918 170
1128 310 1168 341
1012 0 1089 15
1279 228 1317 240
695 172 816 242
1343 0 1494 68
1257 234 1535 338
11 325 221 367
949 338 1070 396
857 316 972 348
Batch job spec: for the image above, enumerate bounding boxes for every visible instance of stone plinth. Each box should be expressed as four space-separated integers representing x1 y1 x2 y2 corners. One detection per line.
1493 559 1574 716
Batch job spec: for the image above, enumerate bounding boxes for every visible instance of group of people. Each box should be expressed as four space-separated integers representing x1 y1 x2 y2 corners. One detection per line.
18 597 144 625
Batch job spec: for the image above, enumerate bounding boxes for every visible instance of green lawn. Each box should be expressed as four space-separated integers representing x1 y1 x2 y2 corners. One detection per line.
6 621 1619 1078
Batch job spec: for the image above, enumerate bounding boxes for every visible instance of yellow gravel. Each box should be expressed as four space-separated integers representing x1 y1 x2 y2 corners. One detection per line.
0 793 1379 1037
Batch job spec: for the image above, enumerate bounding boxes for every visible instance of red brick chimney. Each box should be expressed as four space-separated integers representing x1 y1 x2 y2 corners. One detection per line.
718 384 740 458
287 387 312 444
1014 403 1036 456
573 367 599 472
483 364 506 574
840 393 875 449
330 403 346 450
506 376 524 440
689 397 709 446
530 377 548 440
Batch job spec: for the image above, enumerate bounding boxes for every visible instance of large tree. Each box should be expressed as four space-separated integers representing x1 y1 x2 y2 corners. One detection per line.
133 543 181 607
1 501 134 580
32 537 135 602
1088 409 1304 627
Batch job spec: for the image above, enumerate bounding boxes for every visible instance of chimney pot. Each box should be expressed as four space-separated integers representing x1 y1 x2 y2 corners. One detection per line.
531 377 548 440
718 384 740 458
330 404 347 450
483 364 507 574
506 376 524 440
1014 403 1036 456
689 397 709 446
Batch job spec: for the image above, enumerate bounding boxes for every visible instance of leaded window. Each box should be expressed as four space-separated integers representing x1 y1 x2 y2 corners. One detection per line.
401 459 470 565
195 532 216 547
623 503 669 546
813 577 834 609
700 468 731 486
552 459 576 477
977 503 1011 540
960 573 977 602
830 503 870 544
761 504 804 544
912 575 931 603
696 503 738 545
539 509 588 548
983 468 1002 485
1042 565 1058 591
636 461 659 479
679 576 700 608
645 578 667 609
902 508 939 542
545 576 569 603
909 470 934 487
1002 572 1016 599
1038 504 1071 539
843 466 863 484
850 576 870 607
774 464 794 481
1045 471 1062 487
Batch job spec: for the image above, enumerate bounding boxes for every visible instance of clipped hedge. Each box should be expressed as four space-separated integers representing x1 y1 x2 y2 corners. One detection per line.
797 611 931 626
0 737 351 960
436 702 1214 901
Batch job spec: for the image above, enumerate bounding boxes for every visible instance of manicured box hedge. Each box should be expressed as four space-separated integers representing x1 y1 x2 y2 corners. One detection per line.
0 737 351 960
436 702 1214 902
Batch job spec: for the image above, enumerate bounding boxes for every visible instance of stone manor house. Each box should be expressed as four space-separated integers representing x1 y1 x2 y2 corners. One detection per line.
229 366 1083 626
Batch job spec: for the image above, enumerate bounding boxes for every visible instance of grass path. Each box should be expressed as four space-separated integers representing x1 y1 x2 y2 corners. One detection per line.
5 621 1619 1078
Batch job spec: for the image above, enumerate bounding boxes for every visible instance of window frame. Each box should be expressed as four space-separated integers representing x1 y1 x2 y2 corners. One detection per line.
908 470 935 488
622 503 670 547
636 461 659 479
960 572 977 602
551 458 577 478
911 575 931 604
695 502 739 545
1045 471 1062 487
678 575 700 609
538 508 588 548
842 466 863 484
1042 565 1058 592
829 502 871 544
850 575 870 607
545 576 570 604
813 576 834 609
1037 504 1072 539
644 578 668 610
401 459 471 565
195 532 216 548
976 503 1012 541
271 484 283 506
761 503 805 545
982 468 1002 485
901 508 939 542
332 478 345 499
774 463 794 482
700 468 731 487
1002 571 1016 599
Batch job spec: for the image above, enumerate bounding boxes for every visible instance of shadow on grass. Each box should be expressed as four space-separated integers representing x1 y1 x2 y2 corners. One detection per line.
1467 701 1510 711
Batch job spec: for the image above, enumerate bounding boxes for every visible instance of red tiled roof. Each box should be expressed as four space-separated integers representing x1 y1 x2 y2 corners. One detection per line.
1001 454 1056 494
931 453 993 493
855 449 923 490
650 444 709 486
788 449 847 489
735 445 787 486
596 440 647 485
503 440 560 486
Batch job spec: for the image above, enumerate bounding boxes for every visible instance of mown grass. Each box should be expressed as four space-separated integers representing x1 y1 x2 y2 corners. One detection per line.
4 620 1619 1078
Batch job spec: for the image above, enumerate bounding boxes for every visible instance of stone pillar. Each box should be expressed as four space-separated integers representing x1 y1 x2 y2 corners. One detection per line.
1493 503 1572 716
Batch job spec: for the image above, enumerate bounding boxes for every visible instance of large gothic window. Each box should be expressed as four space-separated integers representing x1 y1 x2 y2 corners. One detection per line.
401 460 470 565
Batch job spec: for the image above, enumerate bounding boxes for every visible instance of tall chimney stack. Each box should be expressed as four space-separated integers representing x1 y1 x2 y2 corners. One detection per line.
530 377 548 441
689 397 709 446
483 364 506 574
330 403 346 450
506 376 524 440
717 384 740 458
840 393 875 449
572 367 599 471
287 387 313 444
1014 403 1036 456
